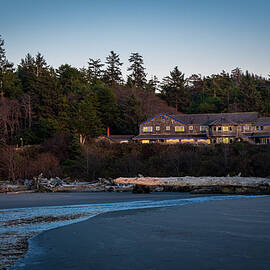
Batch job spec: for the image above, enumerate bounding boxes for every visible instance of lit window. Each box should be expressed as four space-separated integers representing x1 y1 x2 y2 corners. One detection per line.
244 126 249 131
175 126 185 132
223 127 229 132
166 126 170 131
156 126 160 131
189 126 193 131
143 126 153 132
200 126 207 132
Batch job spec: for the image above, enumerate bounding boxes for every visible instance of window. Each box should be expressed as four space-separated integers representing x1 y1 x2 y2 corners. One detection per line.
143 126 153 132
256 126 260 131
189 126 193 131
200 126 207 132
261 126 264 131
218 127 222 131
223 126 229 132
229 126 233 131
243 126 249 131
213 127 216 131
175 126 185 132
229 138 233 143
166 139 179 144
166 126 170 131
156 126 160 131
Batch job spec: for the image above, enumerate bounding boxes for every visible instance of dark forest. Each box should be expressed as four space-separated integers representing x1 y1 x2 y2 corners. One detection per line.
1 35 270 181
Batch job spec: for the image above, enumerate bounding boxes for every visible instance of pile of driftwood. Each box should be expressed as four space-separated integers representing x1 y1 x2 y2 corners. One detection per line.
0 175 134 193
114 176 270 195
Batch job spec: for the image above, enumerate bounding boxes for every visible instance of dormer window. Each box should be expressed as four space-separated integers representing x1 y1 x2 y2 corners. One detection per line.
189 126 193 131
156 126 160 131
166 126 170 131
143 126 153 132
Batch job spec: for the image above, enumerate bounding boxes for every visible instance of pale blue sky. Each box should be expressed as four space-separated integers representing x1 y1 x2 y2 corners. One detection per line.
1 0 269 79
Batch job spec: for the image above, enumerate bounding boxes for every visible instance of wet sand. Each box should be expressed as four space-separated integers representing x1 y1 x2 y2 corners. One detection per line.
14 196 270 270
0 192 194 209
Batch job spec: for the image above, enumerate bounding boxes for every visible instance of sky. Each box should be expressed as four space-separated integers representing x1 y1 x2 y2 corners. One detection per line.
1 0 270 80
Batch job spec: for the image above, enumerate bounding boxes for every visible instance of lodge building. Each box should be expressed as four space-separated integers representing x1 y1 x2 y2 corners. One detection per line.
132 112 270 144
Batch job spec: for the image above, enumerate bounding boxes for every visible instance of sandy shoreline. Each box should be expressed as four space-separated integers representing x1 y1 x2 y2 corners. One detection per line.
9 195 270 270
0 192 193 210
0 192 212 269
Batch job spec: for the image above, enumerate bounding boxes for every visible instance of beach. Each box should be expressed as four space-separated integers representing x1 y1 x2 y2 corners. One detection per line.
6 194 270 270
0 192 195 210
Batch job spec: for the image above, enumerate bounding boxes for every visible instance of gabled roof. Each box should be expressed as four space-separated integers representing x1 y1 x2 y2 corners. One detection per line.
208 118 238 126
139 113 185 126
173 112 258 125
253 117 270 125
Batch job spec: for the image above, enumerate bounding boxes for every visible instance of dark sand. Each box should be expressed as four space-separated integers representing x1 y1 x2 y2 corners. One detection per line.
0 192 194 209
14 196 270 270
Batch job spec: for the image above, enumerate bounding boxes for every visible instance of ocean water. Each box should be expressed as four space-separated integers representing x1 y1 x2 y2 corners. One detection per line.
0 195 262 269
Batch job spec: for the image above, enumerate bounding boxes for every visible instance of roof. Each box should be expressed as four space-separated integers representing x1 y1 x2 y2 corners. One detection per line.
172 112 258 125
139 113 185 126
246 132 270 138
253 117 270 125
133 134 208 140
208 118 238 126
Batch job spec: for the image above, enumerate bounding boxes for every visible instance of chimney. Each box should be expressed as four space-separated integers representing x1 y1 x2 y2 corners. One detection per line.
107 127 110 137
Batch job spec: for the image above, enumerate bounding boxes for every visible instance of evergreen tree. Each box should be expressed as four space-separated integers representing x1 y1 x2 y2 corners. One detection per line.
0 35 14 97
104 51 123 85
92 82 119 132
73 94 103 144
160 66 190 112
127 52 146 88
35 52 49 77
56 64 89 95
118 94 146 134
145 76 159 93
88 58 104 81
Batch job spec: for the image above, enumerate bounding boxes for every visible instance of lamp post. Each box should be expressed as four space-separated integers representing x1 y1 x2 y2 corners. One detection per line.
20 137 23 147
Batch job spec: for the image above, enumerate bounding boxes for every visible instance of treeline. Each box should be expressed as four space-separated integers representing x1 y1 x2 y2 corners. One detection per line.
1 35 270 181
1 35 270 146
1 139 270 181
159 67 270 115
